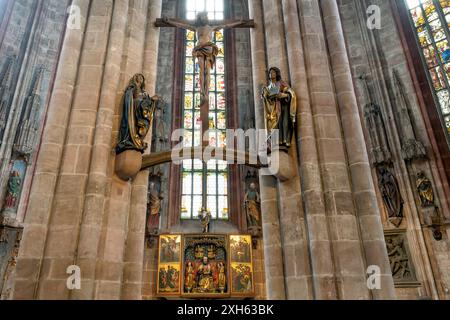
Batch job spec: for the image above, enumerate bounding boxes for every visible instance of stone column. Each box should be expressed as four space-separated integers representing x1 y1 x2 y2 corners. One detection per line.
262 0 313 300
36 0 114 300
283 0 337 300
70 0 130 300
249 0 286 300
121 0 162 300
12 0 92 300
319 0 396 299
94 0 150 300
297 0 370 299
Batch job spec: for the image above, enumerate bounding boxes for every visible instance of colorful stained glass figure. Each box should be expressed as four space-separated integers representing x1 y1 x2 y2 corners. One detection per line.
445 63 450 79
443 48 450 62
195 74 200 90
194 111 201 129
187 30 195 41
194 130 201 146
183 131 193 147
184 112 193 129
219 131 226 148
215 30 224 41
185 75 194 91
217 112 226 129
217 75 225 91
445 116 450 134
186 59 194 73
216 58 225 74
411 6 426 26
209 132 217 147
441 0 450 13
424 46 439 68
186 41 194 57
217 93 226 109
438 90 450 114
209 75 216 91
194 93 201 109
436 40 450 61
424 1 439 21
209 112 216 129
217 42 224 57
418 27 433 47
430 66 447 90
185 94 193 109
430 19 446 41
209 93 216 110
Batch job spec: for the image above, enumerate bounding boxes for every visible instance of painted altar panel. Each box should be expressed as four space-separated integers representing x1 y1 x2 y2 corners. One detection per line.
230 235 254 296
182 234 229 298
157 235 182 296
156 234 255 299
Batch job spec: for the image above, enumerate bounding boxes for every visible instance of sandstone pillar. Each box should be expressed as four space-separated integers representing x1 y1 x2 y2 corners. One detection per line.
249 0 286 300
121 0 162 300
12 0 92 300
297 0 370 299
94 0 150 300
320 0 396 299
70 0 130 300
283 0 336 300
261 0 313 300
36 0 114 300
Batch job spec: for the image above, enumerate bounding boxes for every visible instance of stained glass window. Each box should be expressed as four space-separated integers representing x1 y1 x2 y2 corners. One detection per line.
181 0 229 220
406 0 450 139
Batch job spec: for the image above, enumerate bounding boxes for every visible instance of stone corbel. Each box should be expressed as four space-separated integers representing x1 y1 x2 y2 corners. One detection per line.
267 148 297 182
422 207 445 241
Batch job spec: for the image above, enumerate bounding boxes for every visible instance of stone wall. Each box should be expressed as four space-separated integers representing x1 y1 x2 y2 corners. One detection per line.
0 0 69 299
338 0 450 300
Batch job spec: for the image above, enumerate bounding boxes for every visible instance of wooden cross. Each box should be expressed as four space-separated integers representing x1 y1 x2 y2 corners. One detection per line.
155 12 255 213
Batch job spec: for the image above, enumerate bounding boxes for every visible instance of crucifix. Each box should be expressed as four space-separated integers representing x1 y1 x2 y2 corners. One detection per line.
155 12 255 215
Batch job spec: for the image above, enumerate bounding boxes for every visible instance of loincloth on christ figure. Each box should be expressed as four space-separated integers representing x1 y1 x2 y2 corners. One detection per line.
192 42 219 67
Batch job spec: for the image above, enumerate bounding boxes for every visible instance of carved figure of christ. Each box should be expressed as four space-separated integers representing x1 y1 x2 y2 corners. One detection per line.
156 12 254 212
156 13 255 139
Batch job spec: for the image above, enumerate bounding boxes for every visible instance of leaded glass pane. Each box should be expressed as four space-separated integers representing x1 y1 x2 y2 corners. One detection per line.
445 115 450 133
181 0 228 220
406 0 450 142
437 90 450 113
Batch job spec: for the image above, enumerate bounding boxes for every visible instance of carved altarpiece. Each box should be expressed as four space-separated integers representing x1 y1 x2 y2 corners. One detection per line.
156 234 254 299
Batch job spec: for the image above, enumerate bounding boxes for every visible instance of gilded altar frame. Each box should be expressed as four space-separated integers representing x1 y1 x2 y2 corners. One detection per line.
156 234 255 299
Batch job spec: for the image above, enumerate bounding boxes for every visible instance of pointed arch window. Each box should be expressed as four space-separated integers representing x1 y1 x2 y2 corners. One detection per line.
180 0 229 220
405 0 450 141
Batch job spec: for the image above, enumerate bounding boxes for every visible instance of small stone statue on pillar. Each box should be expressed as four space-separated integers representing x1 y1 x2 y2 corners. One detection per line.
198 207 211 233
262 67 297 152
115 74 161 180
416 171 435 207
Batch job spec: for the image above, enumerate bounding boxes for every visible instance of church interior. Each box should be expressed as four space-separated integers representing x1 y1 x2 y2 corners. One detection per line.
0 0 450 300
